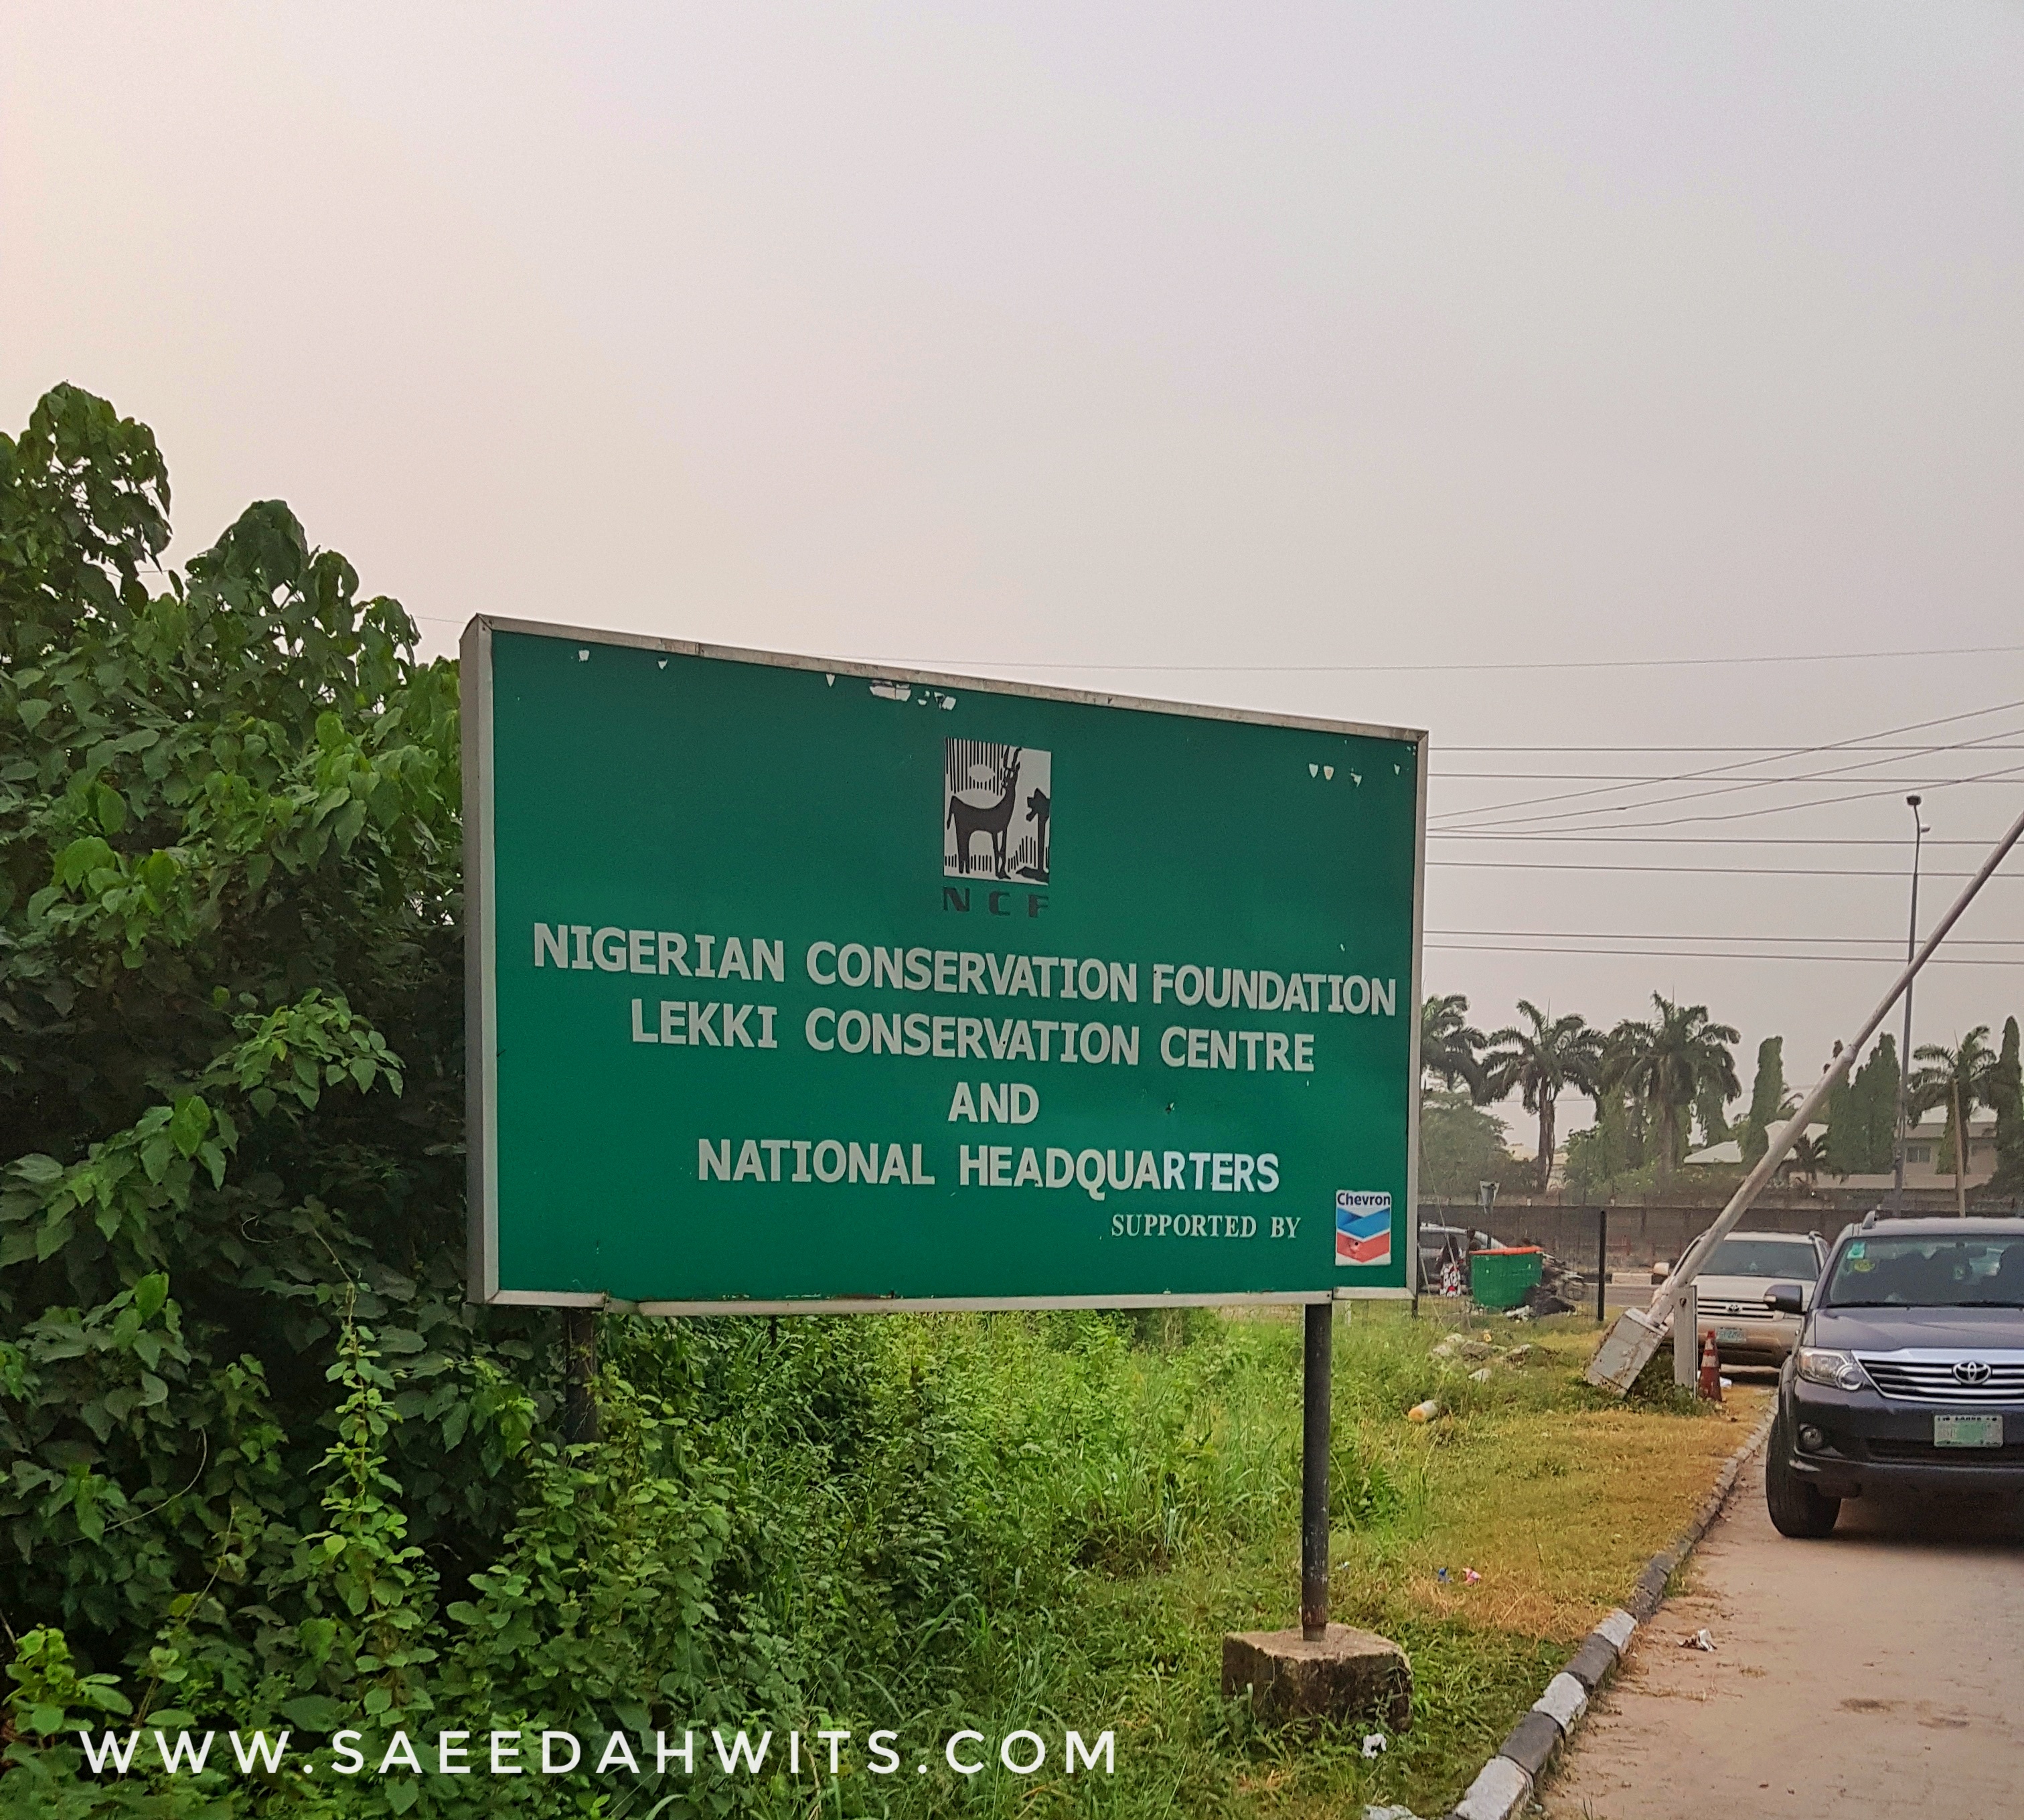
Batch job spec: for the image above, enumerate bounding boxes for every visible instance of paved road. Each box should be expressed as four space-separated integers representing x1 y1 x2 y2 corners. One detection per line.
1541 1448 2024 1819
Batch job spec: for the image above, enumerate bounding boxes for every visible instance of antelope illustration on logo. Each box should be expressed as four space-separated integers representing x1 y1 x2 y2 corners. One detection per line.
945 749 1023 880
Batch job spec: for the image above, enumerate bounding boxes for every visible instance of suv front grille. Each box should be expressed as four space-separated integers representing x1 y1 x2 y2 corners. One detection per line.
1865 1438 2024 1465
1855 1355 2024 1405
1697 1299 1778 1320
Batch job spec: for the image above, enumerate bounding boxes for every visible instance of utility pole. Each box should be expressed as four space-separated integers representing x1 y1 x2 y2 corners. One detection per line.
1590 796 2024 1393
1891 795 1927 1211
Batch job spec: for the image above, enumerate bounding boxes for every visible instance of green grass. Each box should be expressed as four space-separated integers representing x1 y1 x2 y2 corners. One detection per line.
3 1308 1747 1819
700 1304 1758 1820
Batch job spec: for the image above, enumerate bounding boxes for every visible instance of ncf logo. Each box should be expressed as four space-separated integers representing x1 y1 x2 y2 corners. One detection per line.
945 740 1051 884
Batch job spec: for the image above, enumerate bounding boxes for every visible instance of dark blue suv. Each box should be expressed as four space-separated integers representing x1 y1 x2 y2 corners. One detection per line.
1765 1216 2024 1538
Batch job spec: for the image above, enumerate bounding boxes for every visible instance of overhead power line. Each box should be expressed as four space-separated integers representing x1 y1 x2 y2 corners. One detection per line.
1436 771 2024 783
1430 834 1999 846
805 643 2024 676
411 623 2024 674
1425 941 2024 967
1427 928 2024 946
1451 758 2024 838
1432 700 2024 830
1427 858 2024 878
1441 744 2024 755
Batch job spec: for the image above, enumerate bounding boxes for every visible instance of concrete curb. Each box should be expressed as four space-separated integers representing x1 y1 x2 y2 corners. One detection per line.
1440 1406 1776 1820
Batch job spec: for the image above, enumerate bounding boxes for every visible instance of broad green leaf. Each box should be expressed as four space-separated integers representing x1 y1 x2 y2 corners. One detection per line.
167 1095 212 1157
282 1693 344 1729
35 1211 74 1261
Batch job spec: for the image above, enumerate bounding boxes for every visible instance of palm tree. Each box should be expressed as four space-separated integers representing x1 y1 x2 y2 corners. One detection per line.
1782 1122 1826 1191
1420 993 1488 1099
1909 1029 1999 1216
1607 995 1741 1185
1482 1002 1606 1194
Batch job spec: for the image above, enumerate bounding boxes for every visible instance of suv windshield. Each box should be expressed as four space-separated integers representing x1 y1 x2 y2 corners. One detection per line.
1822 1235 2024 1308
1704 1237 1820 1282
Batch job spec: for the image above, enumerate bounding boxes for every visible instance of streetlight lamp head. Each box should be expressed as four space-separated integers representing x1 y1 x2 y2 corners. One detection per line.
1908 794 1922 808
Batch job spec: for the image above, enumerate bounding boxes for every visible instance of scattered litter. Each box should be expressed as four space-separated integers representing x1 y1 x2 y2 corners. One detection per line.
1462 1568 1482 1585
1720 1376 1733 1389
1436 1567 1448 1582
1680 1628 1717 1651
1407 1399 1442 1423
1432 1337 1497 1364
1502 1345 1541 1367
1468 1367 1493 1384
1365 1805 1419 1820
1361 1733 1387 1758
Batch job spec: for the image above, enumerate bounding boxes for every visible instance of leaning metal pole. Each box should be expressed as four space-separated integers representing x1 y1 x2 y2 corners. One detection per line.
1588 795 2024 1393
1891 795 1925 1211
1300 1300 1332 1639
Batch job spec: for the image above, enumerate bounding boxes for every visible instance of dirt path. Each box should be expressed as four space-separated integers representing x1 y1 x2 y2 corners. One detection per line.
1539 1449 2024 1819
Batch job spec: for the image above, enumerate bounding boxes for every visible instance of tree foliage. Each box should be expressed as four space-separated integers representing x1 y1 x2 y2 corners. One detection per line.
1604 995 1739 1183
1737 1037 1788 1168
0 382 581 1796
1910 1028 1998 1213
1824 1035 1899 1178
1481 1003 1605 1195
0 386 1002 1816
1989 1018 2024 1201
1419 993 1488 1099
1417 1091 1525 1201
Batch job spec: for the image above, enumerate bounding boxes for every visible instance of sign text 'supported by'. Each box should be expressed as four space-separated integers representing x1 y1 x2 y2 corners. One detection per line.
464 621 1424 1309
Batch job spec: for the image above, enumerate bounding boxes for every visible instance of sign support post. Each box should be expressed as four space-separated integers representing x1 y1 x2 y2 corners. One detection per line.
562 1308 601 1444
1300 1302 1332 1639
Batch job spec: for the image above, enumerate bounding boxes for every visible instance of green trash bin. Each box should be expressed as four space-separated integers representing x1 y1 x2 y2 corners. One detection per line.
1468 1246 1544 1310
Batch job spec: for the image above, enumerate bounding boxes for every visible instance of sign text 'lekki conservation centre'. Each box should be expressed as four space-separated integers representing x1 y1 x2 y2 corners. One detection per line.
464 621 1424 1310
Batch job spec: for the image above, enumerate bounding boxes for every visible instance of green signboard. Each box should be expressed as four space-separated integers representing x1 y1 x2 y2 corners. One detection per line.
463 619 1424 1312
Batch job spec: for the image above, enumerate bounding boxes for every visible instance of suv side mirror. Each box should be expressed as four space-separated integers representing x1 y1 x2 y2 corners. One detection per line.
1764 1282 1805 1316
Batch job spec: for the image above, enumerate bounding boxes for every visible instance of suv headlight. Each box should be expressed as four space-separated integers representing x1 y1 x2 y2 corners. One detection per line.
1796 1347 1869 1392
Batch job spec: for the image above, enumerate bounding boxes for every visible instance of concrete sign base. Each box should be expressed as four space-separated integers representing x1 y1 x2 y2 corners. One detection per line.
1221 1623 1412 1729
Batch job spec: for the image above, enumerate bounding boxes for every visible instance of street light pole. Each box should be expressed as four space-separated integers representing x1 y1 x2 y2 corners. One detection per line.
1891 795 1928 1211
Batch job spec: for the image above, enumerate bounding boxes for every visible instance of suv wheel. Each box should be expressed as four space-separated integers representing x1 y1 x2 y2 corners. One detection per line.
1765 1409 1841 1539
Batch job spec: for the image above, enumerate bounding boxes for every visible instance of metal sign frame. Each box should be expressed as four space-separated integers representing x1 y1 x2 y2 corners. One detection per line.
462 615 1425 1314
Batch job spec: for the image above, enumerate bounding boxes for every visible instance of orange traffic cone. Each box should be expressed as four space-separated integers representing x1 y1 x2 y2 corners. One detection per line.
1698 1330 1722 1403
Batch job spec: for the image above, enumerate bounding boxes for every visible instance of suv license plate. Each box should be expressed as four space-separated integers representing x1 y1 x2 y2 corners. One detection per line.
1715 1325 1745 1345
1934 1414 2003 1448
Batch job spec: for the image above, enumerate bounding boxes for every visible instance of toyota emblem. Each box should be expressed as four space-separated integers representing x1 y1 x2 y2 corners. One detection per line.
1954 1359 1993 1386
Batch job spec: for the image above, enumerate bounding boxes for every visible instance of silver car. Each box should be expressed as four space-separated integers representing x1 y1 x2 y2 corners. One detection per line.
1679 1229 1828 1365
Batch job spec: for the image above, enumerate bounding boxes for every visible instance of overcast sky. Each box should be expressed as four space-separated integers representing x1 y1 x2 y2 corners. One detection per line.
7 3 2022 1141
